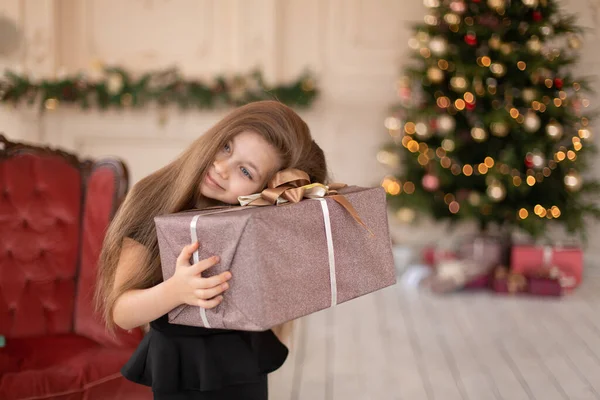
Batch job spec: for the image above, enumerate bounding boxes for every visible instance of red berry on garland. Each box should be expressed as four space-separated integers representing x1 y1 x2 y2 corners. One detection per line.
524 154 535 169
533 11 542 22
465 33 477 46
554 78 563 89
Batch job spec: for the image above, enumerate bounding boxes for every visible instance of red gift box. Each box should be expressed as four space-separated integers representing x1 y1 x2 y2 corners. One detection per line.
528 277 563 297
511 245 582 290
422 246 457 267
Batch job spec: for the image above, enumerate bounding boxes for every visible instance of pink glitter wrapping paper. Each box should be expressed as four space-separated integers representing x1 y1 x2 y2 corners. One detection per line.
155 186 397 331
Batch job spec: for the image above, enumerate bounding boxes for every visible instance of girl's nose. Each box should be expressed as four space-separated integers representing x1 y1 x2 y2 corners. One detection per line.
214 159 229 179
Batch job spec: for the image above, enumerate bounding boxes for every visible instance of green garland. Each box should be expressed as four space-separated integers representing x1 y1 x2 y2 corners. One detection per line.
0 66 319 111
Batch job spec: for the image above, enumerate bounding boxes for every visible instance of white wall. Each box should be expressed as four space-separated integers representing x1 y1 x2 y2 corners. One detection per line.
1 0 599 264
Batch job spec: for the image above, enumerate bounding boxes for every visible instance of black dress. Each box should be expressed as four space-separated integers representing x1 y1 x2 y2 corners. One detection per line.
121 315 288 399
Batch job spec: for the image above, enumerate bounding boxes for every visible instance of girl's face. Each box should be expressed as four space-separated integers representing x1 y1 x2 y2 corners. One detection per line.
200 131 283 204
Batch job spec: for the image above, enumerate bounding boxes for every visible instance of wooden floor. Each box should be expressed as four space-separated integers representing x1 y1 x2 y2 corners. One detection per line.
269 273 600 400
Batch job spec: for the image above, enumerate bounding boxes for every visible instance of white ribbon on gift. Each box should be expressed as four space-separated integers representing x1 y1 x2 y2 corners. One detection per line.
187 196 339 328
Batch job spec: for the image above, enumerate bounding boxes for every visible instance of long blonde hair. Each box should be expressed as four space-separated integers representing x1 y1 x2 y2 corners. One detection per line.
96 100 329 329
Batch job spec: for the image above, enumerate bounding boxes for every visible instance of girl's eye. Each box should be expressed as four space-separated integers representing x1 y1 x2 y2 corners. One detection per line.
241 167 253 180
224 143 231 153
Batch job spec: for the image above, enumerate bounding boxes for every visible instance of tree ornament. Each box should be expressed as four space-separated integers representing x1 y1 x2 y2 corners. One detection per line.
423 0 440 7
444 13 461 25
522 0 539 7
578 128 592 140
471 126 488 142
527 37 542 53
524 112 541 132
489 35 501 50
450 75 468 92
464 32 477 46
486 181 506 202
540 25 553 36
488 0 505 10
533 11 543 21
519 22 530 35
490 63 506 77
564 170 583 192
527 150 546 169
429 37 448 56
522 88 538 102
568 35 582 49
415 121 433 139
524 153 535 168
468 191 481 206
437 114 456 134
450 0 467 13
554 78 563 90
491 121 510 137
396 207 416 223
546 120 563 140
422 174 441 191
427 67 445 83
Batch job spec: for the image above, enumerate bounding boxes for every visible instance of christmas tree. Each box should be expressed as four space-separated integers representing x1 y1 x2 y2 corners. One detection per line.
381 0 600 239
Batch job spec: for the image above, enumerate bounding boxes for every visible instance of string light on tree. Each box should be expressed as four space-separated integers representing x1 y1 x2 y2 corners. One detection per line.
546 120 563 140
523 112 541 132
487 180 507 202
564 170 583 192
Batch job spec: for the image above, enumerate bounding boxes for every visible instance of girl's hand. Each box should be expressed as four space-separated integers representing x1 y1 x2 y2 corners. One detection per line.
167 242 232 309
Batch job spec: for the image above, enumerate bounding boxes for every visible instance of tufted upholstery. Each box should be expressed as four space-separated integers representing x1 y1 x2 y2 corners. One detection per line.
0 135 150 400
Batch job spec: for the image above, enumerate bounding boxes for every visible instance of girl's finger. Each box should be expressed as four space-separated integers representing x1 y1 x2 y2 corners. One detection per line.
188 256 220 275
197 296 223 309
176 242 200 266
195 271 232 289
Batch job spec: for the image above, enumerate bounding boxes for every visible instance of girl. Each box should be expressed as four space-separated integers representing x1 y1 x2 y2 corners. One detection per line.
95 100 329 400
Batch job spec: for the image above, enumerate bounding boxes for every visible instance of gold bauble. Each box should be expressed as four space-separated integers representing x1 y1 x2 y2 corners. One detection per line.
523 112 541 132
429 37 448 56
546 121 564 140
450 76 468 92
489 35 502 50
396 207 416 223
437 114 456 135
522 88 538 102
491 121 510 137
487 181 506 202
564 170 583 192
527 37 542 53
488 0 505 10
522 0 538 7
471 127 488 142
490 63 506 77
427 67 444 83
415 121 432 139
568 35 582 49
423 0 440 8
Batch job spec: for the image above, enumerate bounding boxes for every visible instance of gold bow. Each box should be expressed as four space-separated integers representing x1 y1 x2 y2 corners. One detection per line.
238 168 373 236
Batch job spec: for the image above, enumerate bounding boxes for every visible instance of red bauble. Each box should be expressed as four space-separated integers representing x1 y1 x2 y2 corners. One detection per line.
422 174 440 192
524 154 535 168
554 78 563 89
430 118 438 130
533 11 542 22
472 0 480 2
464 33 477 46
466 101 476 111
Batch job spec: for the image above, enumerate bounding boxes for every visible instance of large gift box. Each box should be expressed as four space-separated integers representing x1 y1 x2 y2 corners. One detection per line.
511 245 582 290
155 173 396 331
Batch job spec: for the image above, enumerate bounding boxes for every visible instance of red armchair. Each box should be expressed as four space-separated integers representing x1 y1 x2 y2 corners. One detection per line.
0 135 151 400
